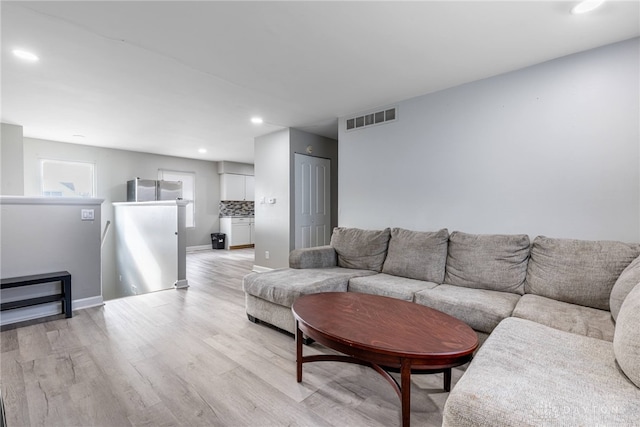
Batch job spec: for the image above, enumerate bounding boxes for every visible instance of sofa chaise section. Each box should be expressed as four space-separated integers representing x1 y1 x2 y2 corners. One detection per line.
443 282 640 426
243 228 390 334
244 267 376 334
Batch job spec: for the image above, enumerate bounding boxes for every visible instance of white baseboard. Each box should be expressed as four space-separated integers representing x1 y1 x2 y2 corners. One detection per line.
252 265 273 273
73 295 105 310
0 295 104 326
0 303 61 326
187 245 213 252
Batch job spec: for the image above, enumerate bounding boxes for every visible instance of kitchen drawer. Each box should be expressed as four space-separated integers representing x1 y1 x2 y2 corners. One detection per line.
232 217 252 224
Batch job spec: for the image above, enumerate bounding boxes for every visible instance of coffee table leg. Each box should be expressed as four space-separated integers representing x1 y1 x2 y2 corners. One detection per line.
296 321 303 382
401 358 411 427
444 368 452 392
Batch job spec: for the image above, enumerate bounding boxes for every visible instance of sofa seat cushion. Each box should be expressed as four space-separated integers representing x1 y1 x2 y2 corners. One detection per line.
444 231 530 295
330 227 391 272
242 267 376 307
381 228 449 282
348 273 438 301
512 294 615 341
610 254 640 321
443 317 640 427
525 236 640 311
414 284 520 334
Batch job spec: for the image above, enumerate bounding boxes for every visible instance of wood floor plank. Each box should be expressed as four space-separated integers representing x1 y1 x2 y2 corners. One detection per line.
16 323 53 362
0 248 459 426
202 365 333 427
129 354 224 426
0 329 19 353
66 378 131 426
302 375 393 427
127 401 180 427
0 350 30 427
82 341 163 412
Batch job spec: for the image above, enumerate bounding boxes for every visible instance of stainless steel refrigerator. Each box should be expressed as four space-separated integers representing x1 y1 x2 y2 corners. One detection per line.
157 180 183 200
127 178 157 202
127 178 182 201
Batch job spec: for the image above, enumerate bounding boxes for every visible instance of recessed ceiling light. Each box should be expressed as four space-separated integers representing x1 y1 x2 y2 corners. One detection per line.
198 148 207 154
571 0 605 14
12 49 39 61
251 117 264 124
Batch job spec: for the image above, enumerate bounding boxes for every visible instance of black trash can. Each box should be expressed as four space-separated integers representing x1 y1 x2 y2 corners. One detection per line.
211 233 226 249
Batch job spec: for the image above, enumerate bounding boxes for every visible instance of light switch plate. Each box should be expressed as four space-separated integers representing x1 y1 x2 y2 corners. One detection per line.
81 209 95 221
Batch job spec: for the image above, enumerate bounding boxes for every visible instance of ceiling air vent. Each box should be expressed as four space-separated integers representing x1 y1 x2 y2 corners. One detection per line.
346 107 397 131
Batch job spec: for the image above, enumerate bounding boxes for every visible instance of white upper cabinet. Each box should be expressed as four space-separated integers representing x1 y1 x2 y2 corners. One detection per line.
221 174 254 201
244 176 255 201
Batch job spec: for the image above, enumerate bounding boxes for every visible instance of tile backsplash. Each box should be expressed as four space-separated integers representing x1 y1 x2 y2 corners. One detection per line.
219 200 254 217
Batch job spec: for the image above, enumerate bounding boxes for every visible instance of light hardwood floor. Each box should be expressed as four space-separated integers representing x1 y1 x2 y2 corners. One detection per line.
1 249 467 427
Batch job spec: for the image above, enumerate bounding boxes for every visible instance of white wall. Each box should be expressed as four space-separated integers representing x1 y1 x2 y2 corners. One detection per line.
253 128 339 269
113 201 187 298
21 138 221 298
338 38 640 243
254 129 291 268
0 123 25 195
0 197 103 324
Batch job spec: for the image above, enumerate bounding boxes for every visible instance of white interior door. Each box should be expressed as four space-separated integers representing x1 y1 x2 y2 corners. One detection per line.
295 154 331 249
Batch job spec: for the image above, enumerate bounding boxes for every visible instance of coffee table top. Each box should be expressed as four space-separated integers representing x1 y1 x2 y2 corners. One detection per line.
292 292 478 368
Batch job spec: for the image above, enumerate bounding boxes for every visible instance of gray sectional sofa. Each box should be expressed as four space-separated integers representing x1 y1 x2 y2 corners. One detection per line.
242 227 640 425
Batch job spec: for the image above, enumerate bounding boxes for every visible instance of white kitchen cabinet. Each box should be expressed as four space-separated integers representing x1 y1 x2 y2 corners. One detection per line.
221 174 254 201
250 218 255 244
220 217 254 249
233 221 251 246
244 176 255 201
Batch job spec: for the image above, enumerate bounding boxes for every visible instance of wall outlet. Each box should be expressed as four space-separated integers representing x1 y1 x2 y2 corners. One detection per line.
81 209 95 221
265 251 270 259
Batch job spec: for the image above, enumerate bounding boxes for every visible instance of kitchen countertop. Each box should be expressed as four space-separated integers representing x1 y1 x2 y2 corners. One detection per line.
220 215 254 218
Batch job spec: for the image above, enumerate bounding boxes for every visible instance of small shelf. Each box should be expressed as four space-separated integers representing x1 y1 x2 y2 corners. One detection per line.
0 271 72 318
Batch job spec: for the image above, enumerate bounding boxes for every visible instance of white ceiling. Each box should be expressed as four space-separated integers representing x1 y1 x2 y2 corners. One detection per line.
2 1 639 163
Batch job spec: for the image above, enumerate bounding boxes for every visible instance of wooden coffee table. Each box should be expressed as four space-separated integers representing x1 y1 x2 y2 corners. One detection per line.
291 292 478 427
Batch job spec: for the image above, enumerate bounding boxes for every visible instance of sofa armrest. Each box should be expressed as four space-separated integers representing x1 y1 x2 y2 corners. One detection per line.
289 245 337 269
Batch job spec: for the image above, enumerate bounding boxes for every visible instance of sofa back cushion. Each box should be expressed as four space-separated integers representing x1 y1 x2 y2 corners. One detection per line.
613 282 640 388
444 231 530 295
382 228 448 282
330 227 391 272
610 255 640 321
525 236 640 311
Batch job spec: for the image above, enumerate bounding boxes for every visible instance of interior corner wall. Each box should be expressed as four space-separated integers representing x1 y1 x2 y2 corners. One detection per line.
0 123 25 195
338 37 640 243
254 129 291 269
289 128 339 249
